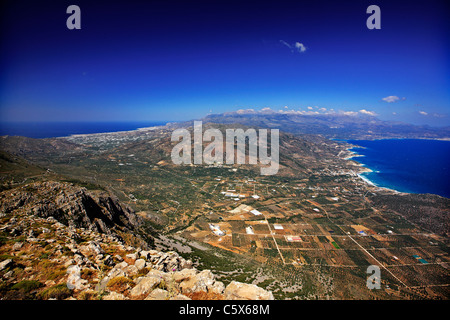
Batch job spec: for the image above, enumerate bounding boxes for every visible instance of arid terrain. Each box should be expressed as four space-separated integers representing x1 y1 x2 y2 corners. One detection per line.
1 113 449 300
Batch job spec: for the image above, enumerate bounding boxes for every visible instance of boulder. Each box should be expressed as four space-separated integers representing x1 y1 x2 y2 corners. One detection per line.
12 242 23 251
73 254 85 266
209 281 225 294
105 261 128 279
134 259 146 271
129 276 161 297
66 265 89 290
169 294 191 300
179 269 222 294
139 250 150 260
172 268 197 283
103 291 129 300
223 281 274 300
88 241 105 255
122 265 139 277
126 253 138 261
144 288 169 300
145 268 170 282
149 251 192 272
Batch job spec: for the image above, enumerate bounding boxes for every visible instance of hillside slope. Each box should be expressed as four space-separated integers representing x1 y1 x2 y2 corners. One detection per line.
0 181 274 300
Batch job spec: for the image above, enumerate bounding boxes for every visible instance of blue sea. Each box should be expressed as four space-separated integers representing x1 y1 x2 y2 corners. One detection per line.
0 121 169 139
347 139 450 198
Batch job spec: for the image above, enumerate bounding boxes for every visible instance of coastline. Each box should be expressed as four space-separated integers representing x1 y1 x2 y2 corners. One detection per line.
63 125 164 139
0 121 172 139
342 138 450 198
365 137 450 142
342 142 405 195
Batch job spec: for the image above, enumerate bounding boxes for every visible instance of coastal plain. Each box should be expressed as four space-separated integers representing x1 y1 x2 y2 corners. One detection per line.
1 118 449 300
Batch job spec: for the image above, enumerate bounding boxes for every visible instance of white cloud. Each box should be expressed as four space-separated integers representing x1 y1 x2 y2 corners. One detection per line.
230 107 383 118
359 109 377 116
236 109 255 114
279 40 292 50
341 111 359 116
382 96 402 103
280 40 307 53
260 107 275 114
294 42 307 53
419 111 428 116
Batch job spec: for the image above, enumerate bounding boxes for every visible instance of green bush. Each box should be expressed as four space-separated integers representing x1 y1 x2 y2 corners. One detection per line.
39 253 49 260
11 280 43 293
39 284 72 300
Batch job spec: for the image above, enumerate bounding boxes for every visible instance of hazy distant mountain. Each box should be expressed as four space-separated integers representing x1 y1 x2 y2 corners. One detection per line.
198 109 450 140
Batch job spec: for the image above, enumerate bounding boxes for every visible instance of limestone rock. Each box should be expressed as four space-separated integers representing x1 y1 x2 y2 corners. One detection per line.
223 281 274 300
179 269 223 294
12 242 23 251
173 268 197 283
144 288 169 300
209 280 225 294
149 250 193 272
129 276 161 297
104 261 128 280
169 294 191 300
88 241 105 255
122 264 139 277
0 180 276 301
126 253 138 261
145 268 169 282
103 291 129 300
66 265 89 290
139 250 150 260
134 259 146 271
0 259 13 272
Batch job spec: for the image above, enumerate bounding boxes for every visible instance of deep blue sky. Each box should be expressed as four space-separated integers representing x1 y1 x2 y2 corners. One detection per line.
1 0 449 125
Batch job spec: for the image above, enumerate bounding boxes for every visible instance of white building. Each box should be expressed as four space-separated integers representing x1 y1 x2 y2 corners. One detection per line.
245 226 255 235
209 224 225 236
250 209 262 216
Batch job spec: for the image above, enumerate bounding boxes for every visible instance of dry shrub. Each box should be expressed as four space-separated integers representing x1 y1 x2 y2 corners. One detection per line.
106 276 134 293
186 291 224 300
39 284 72 300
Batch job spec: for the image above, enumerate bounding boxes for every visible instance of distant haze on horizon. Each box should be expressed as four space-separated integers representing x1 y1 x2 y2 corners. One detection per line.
1 0 449 126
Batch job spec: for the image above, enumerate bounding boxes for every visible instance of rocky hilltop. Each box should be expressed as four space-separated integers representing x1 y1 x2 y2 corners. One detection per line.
0 181 147 243
0 181 274 300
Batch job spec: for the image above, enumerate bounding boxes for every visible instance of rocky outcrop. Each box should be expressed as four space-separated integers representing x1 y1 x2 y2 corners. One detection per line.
96 251 273 300
0 181 146 244
0 259 13 272
0 183 274 300
224 281 275 300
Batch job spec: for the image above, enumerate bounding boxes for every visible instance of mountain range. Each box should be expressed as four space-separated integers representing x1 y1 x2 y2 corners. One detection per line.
185 109 450 140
